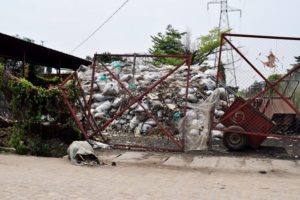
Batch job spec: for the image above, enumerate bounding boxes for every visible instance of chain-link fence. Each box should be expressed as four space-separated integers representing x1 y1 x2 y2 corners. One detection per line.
61 54 191 151
213 33 300 150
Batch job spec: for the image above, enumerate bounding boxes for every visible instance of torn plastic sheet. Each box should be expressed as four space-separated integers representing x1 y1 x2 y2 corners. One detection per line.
179 89 220 151
67 141 100 166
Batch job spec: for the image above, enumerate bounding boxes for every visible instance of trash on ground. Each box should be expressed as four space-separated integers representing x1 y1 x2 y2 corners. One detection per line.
67 141 100 166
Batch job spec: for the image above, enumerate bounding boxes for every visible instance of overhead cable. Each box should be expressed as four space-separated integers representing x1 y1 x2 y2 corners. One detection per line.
70 0 129 53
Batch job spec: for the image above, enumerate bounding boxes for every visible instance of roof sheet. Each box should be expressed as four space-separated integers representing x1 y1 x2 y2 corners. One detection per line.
0 32 91 70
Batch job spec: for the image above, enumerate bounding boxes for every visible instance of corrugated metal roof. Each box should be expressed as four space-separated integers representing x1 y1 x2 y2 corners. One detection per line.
0 32 91 70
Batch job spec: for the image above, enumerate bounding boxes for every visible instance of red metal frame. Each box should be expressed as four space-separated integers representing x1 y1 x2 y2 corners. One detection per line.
59 72 106 142
61 54 191 152
214 33 300 142
93 54 190 151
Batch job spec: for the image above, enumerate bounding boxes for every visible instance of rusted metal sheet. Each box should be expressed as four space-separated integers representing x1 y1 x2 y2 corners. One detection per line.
260 98 296 119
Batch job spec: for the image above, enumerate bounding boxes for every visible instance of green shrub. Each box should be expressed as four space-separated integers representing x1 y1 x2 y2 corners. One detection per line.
0 66 80 156
9 126 29 155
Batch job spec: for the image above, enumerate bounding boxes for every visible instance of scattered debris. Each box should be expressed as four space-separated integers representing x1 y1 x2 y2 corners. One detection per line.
259 170 267 174
88 139 111 149
258 51 280 68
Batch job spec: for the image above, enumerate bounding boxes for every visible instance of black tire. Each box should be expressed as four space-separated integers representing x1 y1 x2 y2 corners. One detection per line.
223 126 248 151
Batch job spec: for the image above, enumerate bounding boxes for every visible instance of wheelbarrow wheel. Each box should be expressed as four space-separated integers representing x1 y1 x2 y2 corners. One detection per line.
223 126 248 151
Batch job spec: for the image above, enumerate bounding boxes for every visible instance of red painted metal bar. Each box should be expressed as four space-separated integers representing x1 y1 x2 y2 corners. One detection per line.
215 34 224 87
223 33 300 41
60 73 106 141
60 90 89 140
92 59 187 134
216 64 300 125
214 128 300 140
76 76 93 132
60 71 77 86
87 60 96 126
93 61 185 149
76 73 105 140
95 54 190 59
224 36 300 117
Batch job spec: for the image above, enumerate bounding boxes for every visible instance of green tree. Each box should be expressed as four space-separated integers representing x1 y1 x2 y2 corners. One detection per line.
193 27 229 65
149 25 187 65
85 55 93 61
148 26 229 67
291 56 300 69
294 56 300 64
267 73 282 96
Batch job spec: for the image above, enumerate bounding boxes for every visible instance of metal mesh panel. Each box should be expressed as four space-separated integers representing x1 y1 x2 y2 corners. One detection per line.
61 54 191 151
214 34 300 150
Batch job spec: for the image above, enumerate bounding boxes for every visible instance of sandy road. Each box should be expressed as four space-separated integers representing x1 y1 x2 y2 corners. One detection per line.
0 154 299 200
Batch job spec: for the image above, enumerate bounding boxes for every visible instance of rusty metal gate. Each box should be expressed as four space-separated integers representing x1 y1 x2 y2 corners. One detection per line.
60 54 191 152
213 33 300 150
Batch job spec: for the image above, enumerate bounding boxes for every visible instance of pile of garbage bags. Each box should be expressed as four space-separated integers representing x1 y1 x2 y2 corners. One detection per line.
76 59 228 150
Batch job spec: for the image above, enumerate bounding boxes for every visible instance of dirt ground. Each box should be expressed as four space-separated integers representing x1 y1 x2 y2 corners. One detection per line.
207 137 300 160
1 125 299 160
0 154 299 200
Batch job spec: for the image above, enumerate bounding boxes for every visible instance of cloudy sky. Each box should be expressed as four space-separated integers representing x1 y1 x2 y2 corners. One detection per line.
1 0 300 59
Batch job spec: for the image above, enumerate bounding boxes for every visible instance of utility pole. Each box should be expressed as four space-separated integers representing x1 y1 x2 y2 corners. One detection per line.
208 0 241 87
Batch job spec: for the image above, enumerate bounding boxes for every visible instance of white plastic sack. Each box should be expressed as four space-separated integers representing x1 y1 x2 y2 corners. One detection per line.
130 116 140 130
204 69 217 77
95 101 112 112
179 89 220 151
67 141 99 166
94 94 107 102
102 82 120 96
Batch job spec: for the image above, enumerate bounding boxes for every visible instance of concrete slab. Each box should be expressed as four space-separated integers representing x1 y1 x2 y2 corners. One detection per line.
162 156 193 167
94 149 123 161
140 154 169 165
244 158 272 172
113 152 146 162
218 157 246 171
113 152 168 165
189 156 220 169
94 150 300 175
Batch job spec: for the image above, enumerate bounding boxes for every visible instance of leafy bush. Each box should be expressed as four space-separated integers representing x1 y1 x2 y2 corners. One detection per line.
0 66 80 156
9 126 29 155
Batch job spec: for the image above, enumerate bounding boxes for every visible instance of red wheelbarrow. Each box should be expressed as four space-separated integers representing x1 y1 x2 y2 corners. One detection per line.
220 97 274 150
219 79 299 151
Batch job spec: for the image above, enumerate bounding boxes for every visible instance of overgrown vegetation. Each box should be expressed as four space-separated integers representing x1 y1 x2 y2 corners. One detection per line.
267 73 282 96
26 64 62 87
0 65 81 156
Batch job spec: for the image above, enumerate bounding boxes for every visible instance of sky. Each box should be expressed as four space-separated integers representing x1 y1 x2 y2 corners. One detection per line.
1 0 300 60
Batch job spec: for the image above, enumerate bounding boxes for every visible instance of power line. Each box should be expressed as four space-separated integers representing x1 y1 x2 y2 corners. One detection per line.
70 0 129 54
